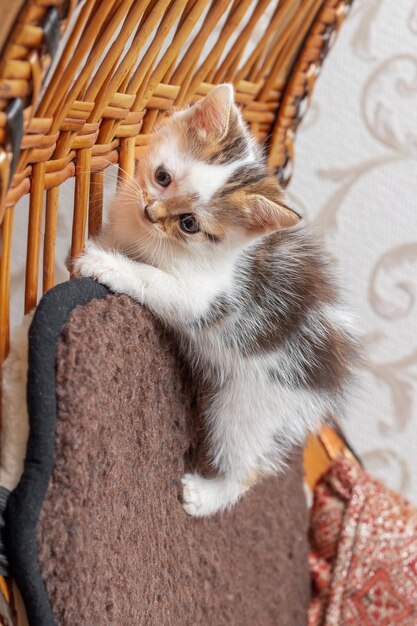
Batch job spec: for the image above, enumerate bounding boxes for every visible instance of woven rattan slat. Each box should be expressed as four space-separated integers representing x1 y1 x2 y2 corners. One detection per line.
0 0 354 369
0 0 26 52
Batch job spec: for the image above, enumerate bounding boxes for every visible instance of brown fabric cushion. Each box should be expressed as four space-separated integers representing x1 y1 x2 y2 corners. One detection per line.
37 294 309 625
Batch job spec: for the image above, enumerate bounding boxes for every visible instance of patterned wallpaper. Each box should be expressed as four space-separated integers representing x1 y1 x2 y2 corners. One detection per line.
289 0 417 502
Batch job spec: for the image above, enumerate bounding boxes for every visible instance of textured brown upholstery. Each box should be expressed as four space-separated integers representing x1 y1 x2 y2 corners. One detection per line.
36 294 309 625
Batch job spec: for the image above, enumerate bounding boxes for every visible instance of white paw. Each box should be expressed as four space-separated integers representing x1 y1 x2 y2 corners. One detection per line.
73 241 106 277
72 242 120 290
181 473 205 517
181 473 244 517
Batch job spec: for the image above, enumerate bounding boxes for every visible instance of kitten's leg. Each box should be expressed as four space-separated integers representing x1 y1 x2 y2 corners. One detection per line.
182 376 278 517
73 241 206 323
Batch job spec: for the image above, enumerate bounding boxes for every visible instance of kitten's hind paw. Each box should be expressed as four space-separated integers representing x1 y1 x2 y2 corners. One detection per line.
181 473 204 517
181 473 246 517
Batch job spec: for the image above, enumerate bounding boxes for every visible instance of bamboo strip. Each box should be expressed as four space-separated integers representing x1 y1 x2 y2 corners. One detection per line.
257 0 321 106
185 0 255 99
85 0 152 105
249 0 300 83
118 136 135 184
0 206 14 363
171 0 232 86
50 0 127 134
88 170 104 237
43 185 59 293
71 148 92 261
133 0 209 112
25 161 45 313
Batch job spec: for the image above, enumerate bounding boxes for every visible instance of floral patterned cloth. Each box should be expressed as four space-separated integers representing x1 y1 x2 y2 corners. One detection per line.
309 455 417 625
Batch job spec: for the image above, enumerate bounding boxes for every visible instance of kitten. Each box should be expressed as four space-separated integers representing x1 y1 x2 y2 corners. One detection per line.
74 84 358 517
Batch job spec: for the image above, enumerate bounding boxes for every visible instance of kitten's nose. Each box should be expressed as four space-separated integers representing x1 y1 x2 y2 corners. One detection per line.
144 203 157 223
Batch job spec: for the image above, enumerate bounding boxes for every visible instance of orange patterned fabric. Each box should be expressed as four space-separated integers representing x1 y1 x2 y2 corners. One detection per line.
309 455 417 625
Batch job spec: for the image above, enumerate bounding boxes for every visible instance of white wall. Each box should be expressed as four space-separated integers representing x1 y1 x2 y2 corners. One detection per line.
289 0 417 502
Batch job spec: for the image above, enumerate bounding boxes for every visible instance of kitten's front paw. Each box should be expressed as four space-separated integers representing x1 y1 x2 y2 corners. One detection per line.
72 242 120 291
72 241 104 279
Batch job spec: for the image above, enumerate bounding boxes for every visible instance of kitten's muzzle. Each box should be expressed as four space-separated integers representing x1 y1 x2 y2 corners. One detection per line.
144 204 157 224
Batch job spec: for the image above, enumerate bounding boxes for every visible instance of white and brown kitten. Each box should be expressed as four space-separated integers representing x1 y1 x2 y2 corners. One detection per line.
74 84 358 517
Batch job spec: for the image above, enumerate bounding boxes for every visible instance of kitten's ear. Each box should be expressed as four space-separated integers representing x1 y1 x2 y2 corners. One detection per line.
187 84 234 140
246 194 301 232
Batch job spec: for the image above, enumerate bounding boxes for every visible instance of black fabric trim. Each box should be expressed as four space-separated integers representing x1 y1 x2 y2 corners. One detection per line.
6 278 110 626
0 486 11 576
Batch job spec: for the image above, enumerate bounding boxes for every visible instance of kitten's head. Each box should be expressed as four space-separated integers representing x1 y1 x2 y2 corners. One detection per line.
109 84 300 266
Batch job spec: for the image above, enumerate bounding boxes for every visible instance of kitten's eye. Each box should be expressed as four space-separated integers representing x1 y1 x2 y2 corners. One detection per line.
179 214 200 234
155 165 172 187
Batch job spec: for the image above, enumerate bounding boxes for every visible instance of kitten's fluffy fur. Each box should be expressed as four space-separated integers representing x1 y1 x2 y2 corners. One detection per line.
74 85 357 517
